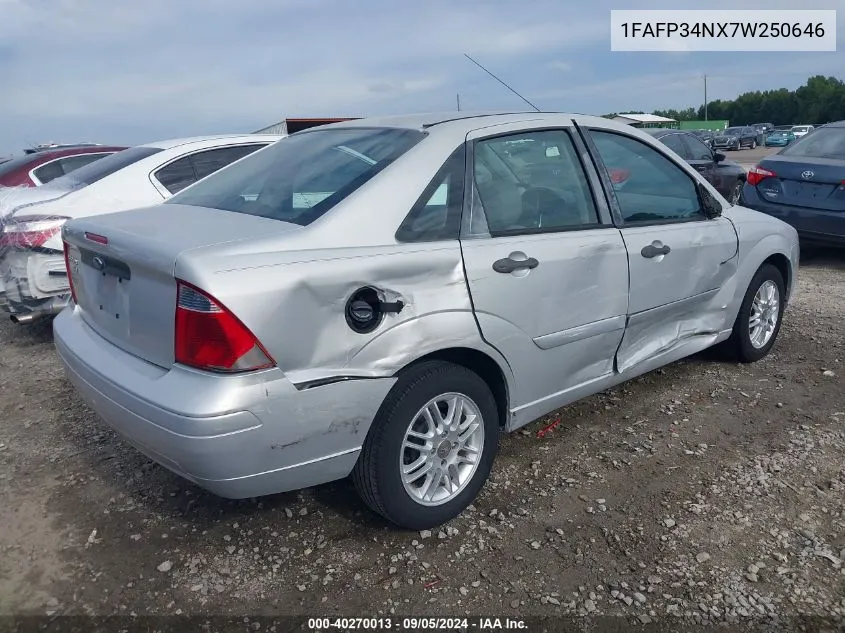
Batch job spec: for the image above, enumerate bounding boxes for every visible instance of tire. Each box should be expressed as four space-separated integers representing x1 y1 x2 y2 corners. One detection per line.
723 264 785 362
751 139 757 149
353 360 500 529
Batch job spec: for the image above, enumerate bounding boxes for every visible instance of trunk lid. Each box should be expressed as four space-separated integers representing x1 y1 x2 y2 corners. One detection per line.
63 203 301 368
754 155 845 212
0 183 73 220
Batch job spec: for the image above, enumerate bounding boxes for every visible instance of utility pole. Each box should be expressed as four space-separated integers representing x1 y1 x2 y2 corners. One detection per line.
457 93 461 111
704 73 708 122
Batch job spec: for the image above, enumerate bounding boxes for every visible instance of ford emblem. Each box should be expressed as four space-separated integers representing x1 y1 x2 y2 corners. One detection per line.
92 256 105 271
801 170 815 180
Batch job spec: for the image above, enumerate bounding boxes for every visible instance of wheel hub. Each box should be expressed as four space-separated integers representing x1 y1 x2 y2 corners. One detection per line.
399 393 485 506
436 440 453 459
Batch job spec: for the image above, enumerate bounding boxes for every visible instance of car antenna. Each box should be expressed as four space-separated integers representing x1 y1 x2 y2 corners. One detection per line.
463 53 541 112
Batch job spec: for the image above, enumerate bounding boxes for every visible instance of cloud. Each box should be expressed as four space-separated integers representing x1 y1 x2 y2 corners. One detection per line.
547 61 573 72
1 0 844 149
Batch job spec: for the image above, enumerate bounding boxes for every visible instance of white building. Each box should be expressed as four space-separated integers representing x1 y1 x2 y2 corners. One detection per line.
612 113 678 129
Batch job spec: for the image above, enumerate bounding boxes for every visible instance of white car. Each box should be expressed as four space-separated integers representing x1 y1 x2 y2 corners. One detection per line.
0 134 282 322
790 125 814 138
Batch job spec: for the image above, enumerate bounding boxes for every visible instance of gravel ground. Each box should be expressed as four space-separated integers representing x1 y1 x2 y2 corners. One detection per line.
0 248 843 632
724 145 779 170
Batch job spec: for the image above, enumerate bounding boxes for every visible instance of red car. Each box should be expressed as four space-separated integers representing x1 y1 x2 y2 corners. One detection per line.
0 145 127 187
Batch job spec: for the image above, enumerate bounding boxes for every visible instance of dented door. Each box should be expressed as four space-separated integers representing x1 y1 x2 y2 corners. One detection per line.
585 128 739 372
460 126 629 410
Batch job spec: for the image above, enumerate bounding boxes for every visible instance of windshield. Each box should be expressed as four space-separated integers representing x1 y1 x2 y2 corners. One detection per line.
780 126 845 159
724 127 743 135
169 127 425 226
45 146 163 190
792 126 810 133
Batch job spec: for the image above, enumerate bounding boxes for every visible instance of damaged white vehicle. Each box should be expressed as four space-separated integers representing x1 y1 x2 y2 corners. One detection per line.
54 113 799 529
0 134 282 322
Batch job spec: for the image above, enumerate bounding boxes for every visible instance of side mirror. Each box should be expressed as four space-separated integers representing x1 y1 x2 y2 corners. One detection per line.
713 151 726 163
698 182 724 217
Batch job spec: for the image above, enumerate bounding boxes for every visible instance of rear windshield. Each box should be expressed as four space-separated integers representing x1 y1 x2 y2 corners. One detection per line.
46 146 163 190
168 127 425 226
780 126 845 158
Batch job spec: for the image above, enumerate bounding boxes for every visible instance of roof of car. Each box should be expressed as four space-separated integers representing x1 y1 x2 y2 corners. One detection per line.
304 112 642 136
138 134 284 150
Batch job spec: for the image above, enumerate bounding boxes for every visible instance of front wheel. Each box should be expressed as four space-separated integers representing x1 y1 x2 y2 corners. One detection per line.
723 264 785 362
353 361 500 529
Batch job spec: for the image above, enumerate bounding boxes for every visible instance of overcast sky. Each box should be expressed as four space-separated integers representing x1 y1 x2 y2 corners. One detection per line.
1 0 842 152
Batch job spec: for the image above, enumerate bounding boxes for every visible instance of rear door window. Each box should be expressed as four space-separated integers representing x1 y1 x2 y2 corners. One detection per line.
659 134 690 159
686 135 714 161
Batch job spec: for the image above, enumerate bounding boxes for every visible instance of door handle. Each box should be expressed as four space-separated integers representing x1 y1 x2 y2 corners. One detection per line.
492 256 539 273
641 243 671 258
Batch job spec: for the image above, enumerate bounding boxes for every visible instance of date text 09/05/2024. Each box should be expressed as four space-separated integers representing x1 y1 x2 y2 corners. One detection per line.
307 617 528 630
619 21 826 38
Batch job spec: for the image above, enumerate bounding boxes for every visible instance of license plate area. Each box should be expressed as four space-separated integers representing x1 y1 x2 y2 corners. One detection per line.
76 247 131 336
94 271 129 322
785 181 833 200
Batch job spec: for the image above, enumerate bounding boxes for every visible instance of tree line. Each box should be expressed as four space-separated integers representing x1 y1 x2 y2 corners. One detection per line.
603 75 845 126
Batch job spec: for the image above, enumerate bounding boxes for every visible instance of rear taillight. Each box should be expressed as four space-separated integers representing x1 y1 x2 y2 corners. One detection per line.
62 240 77 304
0 215 68 248
747 165 777 186
174 281 274 373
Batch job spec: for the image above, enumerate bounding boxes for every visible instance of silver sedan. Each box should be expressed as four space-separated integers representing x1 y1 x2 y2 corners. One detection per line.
53 112 799 529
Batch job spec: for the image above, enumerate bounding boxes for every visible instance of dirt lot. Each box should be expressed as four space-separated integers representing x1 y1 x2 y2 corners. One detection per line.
724 144 780 170
1 249 844 631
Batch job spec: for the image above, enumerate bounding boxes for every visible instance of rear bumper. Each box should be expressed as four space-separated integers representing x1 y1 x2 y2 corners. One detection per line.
740 184 845 245
53 307 396 498
0 248 69 317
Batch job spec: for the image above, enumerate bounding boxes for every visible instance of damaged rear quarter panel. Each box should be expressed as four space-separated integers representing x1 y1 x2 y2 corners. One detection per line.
177 241 495 385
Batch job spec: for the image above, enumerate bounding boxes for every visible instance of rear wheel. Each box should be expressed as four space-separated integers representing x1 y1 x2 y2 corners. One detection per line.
729 180 744 205
353 361 499 529
723 264 785 362
751 139 757 149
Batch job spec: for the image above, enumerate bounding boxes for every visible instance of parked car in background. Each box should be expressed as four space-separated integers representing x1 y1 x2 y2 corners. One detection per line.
54 112 798 529
0 134 282 321
774 125 794 131
765 130 796 147
0 145 126 188
741 121 845 245
753 123 775 134
712 126 759 150
644 129 747 203
791 125 815 138
24 142 105 155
